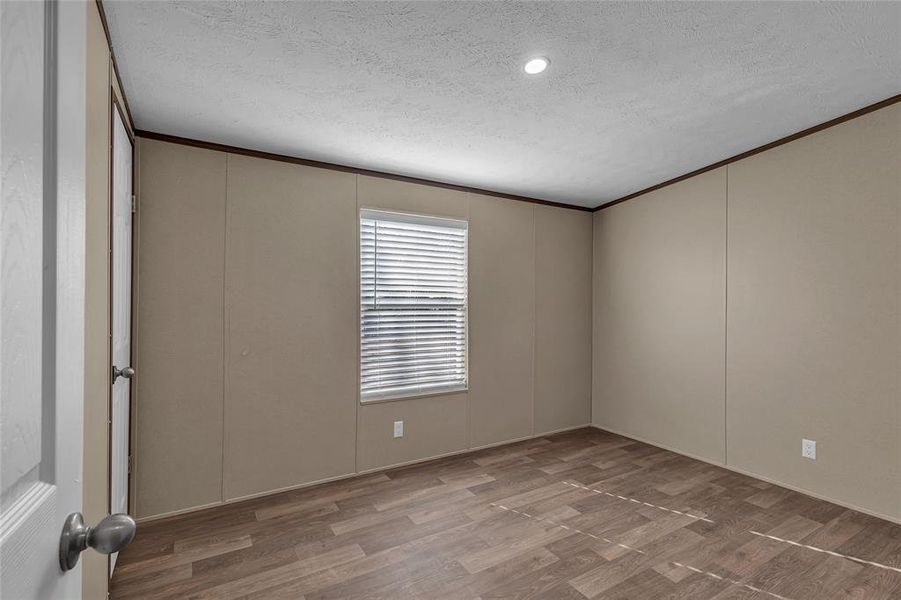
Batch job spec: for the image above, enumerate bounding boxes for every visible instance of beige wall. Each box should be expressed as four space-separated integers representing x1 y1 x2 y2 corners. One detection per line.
535 205 593 434
224 155 358 500
469 195 536 446
726 104 900 521
134 141 227 517
592 168 727 463
135 143 593 518
592 103 901 522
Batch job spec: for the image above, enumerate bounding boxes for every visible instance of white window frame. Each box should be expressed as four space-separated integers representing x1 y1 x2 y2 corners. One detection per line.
359 208 469 403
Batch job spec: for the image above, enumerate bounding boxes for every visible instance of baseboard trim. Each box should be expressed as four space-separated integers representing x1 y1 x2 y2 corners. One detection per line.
357 423 592 475
135 500 224 524
590 423 901 526
472 423 593 451
136 423 592 524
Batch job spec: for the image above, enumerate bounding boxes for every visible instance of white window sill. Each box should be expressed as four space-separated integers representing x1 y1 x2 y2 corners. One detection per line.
360 386 468 405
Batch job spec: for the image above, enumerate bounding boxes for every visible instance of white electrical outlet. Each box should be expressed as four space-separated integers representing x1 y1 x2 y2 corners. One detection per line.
802 438 816 460
393 420 404 438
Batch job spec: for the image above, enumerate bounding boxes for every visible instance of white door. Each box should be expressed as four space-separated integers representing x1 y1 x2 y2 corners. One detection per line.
1 2 89 598
109 105 133 574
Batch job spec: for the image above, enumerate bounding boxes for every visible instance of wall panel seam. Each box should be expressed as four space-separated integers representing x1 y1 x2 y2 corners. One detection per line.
353 173 359 473
465 195 472 450
220 152 228 503
531 205 536 437
133 140 142 515
724 165 729 466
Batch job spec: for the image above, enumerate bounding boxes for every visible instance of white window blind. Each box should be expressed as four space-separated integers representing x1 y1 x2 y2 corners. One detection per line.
360 209 468 402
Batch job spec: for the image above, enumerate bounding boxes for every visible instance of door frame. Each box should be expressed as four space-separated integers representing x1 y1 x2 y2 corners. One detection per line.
107 92 136 539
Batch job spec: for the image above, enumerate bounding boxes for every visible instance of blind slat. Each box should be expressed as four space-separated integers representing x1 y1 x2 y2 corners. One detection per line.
361 211 468 401
361 356 466 370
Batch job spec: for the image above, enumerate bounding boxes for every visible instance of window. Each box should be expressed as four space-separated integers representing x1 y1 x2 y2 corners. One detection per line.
360 209 468 402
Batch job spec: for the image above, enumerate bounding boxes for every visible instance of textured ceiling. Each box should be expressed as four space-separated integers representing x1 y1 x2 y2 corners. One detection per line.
104 1 900 208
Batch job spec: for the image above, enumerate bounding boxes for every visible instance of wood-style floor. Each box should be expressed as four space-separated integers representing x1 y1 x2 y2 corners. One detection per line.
111 428 901 599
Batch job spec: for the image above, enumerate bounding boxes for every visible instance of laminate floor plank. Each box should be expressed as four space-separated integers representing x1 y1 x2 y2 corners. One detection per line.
112 428 901 599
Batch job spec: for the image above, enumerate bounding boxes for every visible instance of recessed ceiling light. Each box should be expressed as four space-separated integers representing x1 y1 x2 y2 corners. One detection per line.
523 57 549 75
